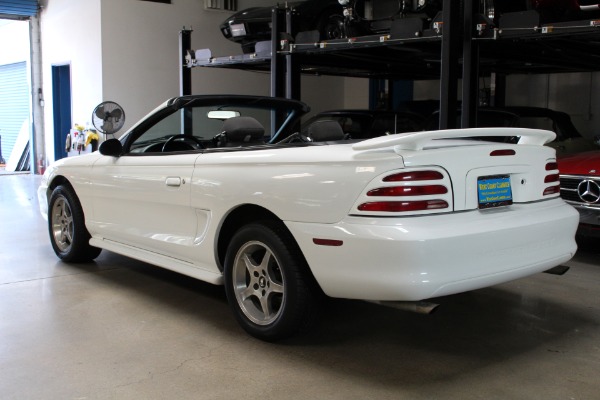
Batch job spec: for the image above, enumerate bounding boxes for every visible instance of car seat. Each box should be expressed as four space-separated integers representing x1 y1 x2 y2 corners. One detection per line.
307 120 346 142
221 116 265 146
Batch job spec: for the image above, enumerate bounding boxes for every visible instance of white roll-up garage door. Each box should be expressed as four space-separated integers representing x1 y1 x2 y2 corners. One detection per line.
0 61 29 164
0 0 38 19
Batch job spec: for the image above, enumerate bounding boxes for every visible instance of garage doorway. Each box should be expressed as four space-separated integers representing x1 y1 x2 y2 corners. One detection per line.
52 64 71 161
0 61 29 167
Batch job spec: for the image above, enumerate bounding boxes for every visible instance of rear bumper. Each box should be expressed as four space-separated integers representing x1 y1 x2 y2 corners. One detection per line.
286 198 578 301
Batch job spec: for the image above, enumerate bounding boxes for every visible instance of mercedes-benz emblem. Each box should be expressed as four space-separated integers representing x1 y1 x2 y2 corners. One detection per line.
577 179 600 203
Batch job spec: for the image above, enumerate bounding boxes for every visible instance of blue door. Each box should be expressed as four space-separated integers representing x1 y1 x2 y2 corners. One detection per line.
52 65 71 161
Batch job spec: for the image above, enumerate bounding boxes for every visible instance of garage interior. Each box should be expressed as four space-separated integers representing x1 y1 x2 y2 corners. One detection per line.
2 0 600 398
2 174 600 399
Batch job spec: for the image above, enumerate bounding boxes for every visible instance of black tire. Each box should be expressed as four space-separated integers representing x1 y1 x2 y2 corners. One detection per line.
317 12 345 40
223 221 321 341
48 185 102 263
241 42 256 54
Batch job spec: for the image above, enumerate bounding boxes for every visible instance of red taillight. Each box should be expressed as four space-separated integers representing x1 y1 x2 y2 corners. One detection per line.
490 149 516 156
383 171 443 182
544 162 560 196
358 169 451 213
543 185 560 196
358 200 449 212
367 185 448 197
544 173 559 183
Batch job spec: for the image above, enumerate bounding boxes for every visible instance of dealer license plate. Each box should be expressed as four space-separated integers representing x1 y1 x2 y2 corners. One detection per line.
477 175 513 209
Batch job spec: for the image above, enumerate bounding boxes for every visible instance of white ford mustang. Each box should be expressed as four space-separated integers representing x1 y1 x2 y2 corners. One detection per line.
38 95 579 341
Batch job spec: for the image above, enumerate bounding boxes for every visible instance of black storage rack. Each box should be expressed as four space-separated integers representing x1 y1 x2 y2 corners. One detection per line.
181 0 600 130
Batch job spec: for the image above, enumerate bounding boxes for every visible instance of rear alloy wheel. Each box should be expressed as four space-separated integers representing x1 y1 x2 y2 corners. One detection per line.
48 185 101 262
224 221 320 341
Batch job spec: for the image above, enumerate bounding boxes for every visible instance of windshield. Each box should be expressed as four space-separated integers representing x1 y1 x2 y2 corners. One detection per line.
125 96 307 153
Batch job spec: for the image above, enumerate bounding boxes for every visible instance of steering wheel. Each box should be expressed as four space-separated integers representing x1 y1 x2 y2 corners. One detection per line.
161 134 204 152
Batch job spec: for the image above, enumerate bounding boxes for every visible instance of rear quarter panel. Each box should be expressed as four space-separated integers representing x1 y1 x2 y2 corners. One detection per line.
191 144 405 224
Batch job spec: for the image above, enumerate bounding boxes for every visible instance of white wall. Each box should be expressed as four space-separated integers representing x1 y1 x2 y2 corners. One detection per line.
342 77 369 110
410 72 600 140
506 72 600 138
39 0 103 162
100 0 248 129
100 0 350 132
40 0 103 120
414 79 440 101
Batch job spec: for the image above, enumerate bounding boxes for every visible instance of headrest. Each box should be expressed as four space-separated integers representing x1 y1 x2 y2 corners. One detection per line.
307 120 345 142
222 116 265 143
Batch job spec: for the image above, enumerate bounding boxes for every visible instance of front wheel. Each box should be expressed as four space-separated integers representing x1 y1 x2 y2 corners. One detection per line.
48 185 102 262
223 221 321 341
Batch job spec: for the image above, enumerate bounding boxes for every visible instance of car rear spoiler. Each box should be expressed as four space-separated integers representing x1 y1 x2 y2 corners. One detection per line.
352 128 556 151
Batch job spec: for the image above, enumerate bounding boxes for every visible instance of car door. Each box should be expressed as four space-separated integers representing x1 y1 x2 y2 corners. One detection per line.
91 153 201 263
89 104 210 264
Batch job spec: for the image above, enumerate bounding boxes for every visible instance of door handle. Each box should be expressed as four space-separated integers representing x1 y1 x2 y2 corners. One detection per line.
165 177 182 187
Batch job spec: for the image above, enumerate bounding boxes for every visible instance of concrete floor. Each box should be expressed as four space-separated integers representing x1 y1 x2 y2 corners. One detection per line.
1 174 599 400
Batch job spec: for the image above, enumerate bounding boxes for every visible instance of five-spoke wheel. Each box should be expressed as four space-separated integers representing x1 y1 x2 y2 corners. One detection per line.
224 221 321 341
48 185 101 262
50 194 74 253
231 240 286 326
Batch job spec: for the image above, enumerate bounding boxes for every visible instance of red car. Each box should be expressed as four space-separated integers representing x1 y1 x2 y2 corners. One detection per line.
559 150 600 239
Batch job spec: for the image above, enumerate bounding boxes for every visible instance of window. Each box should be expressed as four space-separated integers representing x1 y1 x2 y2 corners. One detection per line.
128 104 277 153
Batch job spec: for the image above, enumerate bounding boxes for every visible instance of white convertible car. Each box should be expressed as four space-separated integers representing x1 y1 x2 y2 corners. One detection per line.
39 95 579 341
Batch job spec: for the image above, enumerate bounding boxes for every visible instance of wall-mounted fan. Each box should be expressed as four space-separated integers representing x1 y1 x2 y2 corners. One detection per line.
92 101 125 136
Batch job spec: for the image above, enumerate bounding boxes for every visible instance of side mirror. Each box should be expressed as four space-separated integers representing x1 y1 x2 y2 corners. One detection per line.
99 138 123 157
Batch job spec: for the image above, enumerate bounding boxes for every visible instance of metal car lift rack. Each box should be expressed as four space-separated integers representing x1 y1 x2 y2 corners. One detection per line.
180 0 600 130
